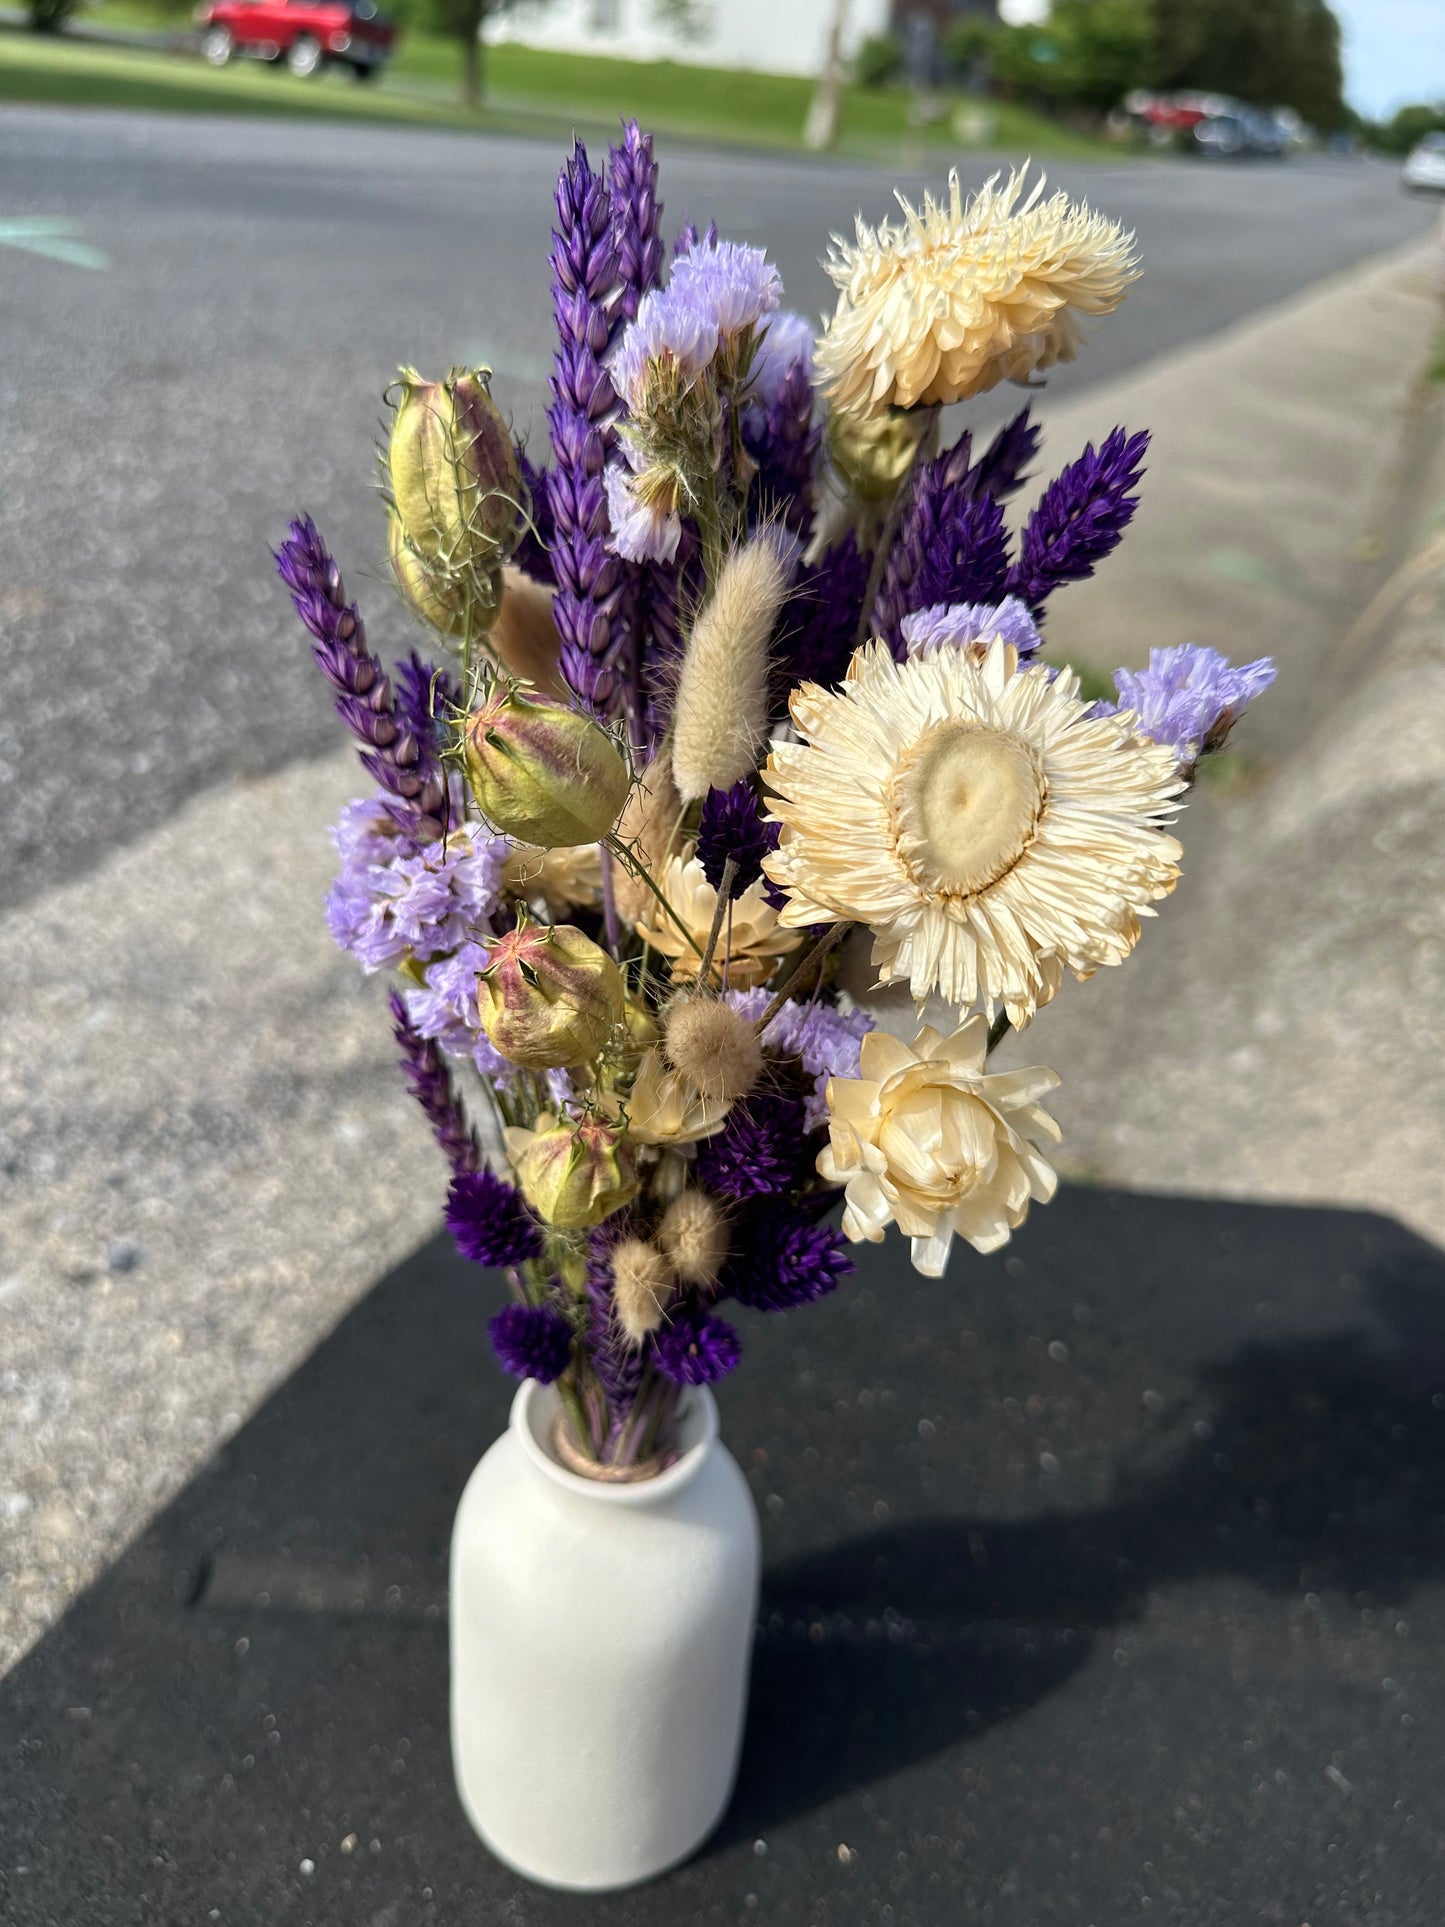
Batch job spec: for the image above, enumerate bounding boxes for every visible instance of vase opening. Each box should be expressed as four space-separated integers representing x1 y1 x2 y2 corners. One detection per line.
514 1379 718 1508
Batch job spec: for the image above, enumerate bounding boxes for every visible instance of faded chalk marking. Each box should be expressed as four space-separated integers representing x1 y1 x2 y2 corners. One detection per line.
0 218 108 271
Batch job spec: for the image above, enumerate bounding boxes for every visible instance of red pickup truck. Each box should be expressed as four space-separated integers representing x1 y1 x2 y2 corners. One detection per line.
195 0 397 79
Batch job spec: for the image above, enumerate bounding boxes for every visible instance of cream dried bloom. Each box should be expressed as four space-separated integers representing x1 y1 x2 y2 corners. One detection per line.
816 167 1141 416
819 1020 1060 1276
619 1047 731 1147
636 852 800 992
502 840 604 920
764 637 1184 1024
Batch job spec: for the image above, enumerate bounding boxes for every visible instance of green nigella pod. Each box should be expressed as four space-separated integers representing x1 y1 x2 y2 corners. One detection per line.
514 1115 639 1231
463 687 630 848
384 365 520 598
479 921 625 1071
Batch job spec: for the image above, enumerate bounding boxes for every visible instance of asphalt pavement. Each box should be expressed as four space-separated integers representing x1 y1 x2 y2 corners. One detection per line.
0 107 1435 912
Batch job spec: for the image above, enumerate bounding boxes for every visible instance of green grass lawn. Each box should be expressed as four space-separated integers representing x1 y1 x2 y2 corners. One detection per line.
0 12 1117 163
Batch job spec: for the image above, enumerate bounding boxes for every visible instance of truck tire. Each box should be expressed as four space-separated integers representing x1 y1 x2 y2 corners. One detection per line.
200 24 234 65
286 34 324 77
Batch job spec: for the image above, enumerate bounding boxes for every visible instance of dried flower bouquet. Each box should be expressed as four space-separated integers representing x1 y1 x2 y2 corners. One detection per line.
278 126 1273 1479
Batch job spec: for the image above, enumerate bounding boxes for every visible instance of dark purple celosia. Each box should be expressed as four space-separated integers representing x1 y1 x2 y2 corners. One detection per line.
778 532 871 690
651 1306 742 1386
695 780 778 901
582 1224 647 1413
744 359 819 544
724 1199 852 1312
489 1302 574 1384
969 405 1041 506
546 142 627 717
1007 427 1150 613
276 516 448 846
872 439 1011 659
512 447 557 586
445 1168 542 1269
693 1093 810 1201
388 990 479 1176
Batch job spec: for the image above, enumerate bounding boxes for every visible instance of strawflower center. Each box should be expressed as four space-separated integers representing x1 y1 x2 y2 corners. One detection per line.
892 719 1045 900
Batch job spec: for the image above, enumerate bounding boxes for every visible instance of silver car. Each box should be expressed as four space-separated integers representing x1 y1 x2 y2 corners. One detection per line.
1403 132 1445 191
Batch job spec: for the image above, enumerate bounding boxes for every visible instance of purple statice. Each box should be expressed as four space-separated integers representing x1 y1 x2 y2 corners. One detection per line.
513 447 557 586
901 595 1043 661
325 818 507 973
1101 645 1277 770
694 1092 810 1201
725 989 874 1129
1008 427 1149 613
489 1303 574 1384
779 533 871 690
603 458 682 564
652 1307 741 1386
724 1199 852 1313
608 282 722 408
276 516 449 847
743 311 819 542
446 1168 542 1268
872 440 1011 658
389 990 478 1175
696 780 779 900
546 142 628 716
609 119 664 325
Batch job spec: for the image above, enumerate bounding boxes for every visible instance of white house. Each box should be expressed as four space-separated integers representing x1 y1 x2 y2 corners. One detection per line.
485 0 894 80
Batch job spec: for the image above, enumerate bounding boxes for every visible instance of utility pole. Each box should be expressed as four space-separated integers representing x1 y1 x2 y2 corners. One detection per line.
804 0 851 151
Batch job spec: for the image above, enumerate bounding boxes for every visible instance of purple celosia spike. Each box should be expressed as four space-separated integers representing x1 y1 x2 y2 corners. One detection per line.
513 448 557 586
388 990 479 1176
1008 427 1150 613
609 119 664 324
276 516 448 844
489 1303 574 1383
744 358 819 544
672 218 718 257
651 1306 741 1386
872 439 1012 658
970 405 1041 505
723 1199 852 1311
696 780 779 901
546 141 628 717
778 532 871 690
693 1093 809 1200
445 1168 542 1269
582 1224 647 1414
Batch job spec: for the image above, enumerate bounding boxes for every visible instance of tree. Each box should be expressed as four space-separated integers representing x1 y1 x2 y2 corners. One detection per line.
27 0 80 32
990 0 1152 114
804 0 851 151
1150 0 1346 130
411 0 538 111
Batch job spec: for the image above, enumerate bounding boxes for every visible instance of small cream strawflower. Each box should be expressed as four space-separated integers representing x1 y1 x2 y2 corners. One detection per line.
636 851 800 992
502 840 604 920
617 1047 731 1147
816 166 1141 417
763 637 1184 1024
819 1019 1060 1276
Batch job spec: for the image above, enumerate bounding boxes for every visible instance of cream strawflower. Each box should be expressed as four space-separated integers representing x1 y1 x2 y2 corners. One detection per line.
818 1019 1060 1276
816 167 1141 417
764 637 1184 1024
635 851 800 991
503 840 604 920
618 1047 731 1147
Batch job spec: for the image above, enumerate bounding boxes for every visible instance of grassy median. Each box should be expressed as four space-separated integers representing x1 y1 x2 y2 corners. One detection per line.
0 19 1115 162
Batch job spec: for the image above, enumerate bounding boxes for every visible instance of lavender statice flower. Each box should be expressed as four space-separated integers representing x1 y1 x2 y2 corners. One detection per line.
608 283 722 407
489 1303 574 1384
446 1168 542 1268
1101 644 1277 770
1008 427 1149 613
603 458 682 564
609 119 664 324
389 990 478 1175
693 1092 810 1201
749 310 815 402
902 595 1043 661
652 1307 741 1386
547 142 627 715
668 237 782 345
872 438 1011 658
778 533 871 689
325 817 507 973
724 988 874 1128
513 447 557 586
276 515 448 846
696 780 779 900
724 1199 852 1313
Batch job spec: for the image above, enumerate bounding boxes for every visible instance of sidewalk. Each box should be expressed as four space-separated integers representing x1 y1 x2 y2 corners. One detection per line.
1 225 1442 1680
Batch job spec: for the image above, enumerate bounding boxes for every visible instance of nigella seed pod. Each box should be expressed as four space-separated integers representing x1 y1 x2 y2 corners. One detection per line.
514 1115 639 1231
479 921 625 1070
384 365 521 594
463 686 630 848
389 511 469 638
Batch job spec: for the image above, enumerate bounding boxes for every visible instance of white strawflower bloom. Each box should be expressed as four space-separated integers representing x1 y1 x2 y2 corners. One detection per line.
818 1019 1060 1276
763 638 1184 1024
816 166 1141 417
636 852 800 992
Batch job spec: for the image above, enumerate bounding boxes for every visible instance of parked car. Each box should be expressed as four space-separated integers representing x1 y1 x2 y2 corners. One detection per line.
195 0 397 79
1191 109 1289 159
1402 132 1445 192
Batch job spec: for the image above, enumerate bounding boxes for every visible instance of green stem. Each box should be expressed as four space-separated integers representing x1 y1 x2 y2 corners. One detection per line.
604 834 706 961
753 920 851 1033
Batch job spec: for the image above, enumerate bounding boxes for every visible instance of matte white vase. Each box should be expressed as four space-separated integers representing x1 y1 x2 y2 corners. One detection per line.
449 1378 761 1891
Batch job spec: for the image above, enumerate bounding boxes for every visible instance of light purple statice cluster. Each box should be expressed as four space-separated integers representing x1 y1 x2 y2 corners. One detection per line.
325 804 507 973
724 986 873 1128
1101 644 1278 773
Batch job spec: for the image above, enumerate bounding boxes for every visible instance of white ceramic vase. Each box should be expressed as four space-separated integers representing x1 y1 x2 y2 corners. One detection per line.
449 1378 761 1891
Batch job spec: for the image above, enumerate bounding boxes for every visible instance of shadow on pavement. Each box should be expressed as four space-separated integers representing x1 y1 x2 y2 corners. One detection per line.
3 1186 1444 1924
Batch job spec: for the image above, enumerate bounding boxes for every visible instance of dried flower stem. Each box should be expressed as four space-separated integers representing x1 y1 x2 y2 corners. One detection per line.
694 855 738 985
604 833 706 959
986 1010 1012 1055
852 406 940 650
752 920 851 1033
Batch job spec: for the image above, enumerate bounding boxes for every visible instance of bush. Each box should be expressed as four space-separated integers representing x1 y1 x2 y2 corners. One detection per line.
1369 102 1445 155
27 0 80 29
854 31 902 89
943 18 995 84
